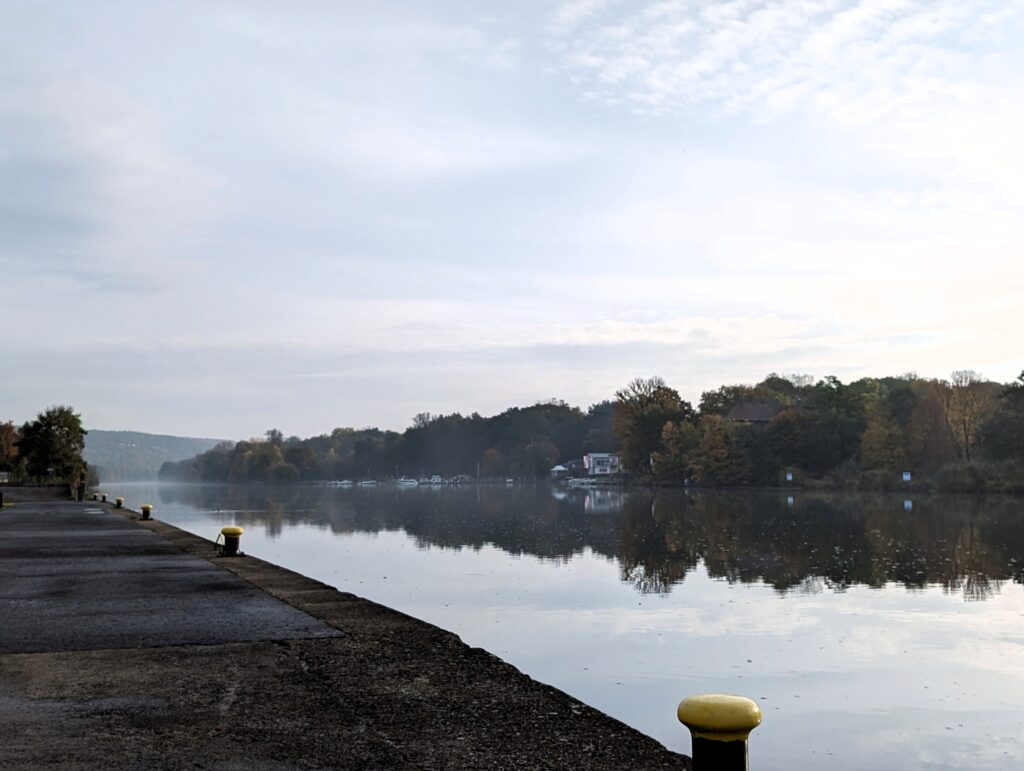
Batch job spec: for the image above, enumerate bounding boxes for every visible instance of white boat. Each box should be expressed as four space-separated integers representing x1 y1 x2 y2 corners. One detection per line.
396 477 419 487
357 480 377 487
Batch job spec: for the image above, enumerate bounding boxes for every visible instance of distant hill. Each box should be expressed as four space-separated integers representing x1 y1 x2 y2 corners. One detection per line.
85 430 228 481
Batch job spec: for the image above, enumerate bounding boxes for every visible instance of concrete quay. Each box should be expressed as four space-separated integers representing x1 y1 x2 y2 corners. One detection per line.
0 489 690 770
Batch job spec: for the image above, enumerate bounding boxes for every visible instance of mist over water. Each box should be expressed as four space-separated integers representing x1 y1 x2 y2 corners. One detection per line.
114 482 1024 770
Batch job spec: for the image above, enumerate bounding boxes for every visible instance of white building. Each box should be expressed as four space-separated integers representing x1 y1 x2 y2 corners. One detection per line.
583 453 620 476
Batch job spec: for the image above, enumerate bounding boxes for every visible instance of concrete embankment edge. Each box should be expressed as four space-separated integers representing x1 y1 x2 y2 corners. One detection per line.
109 503 692 770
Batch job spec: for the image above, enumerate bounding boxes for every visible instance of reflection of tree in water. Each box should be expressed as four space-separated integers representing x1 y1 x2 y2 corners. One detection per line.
617 494 699 593
944 500 1000 602
793 575 824 596
158 483 623 562
157 483 1024 601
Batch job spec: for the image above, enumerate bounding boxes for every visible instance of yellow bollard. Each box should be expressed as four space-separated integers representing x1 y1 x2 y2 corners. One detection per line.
218 526 244 556
141 504 153 520
115 497 124 509
677 693 762 771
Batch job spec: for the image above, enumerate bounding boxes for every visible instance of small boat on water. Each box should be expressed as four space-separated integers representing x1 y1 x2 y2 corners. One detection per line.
327 479 353 487
396 477 419 487
357 480 377 487
566 477 597 488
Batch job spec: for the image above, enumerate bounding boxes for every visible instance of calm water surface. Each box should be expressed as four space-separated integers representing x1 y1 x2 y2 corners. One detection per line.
112 482 1024 770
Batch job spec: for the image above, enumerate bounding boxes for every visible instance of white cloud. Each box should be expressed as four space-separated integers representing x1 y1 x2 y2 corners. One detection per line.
553 0 622 32
552 0 1024 124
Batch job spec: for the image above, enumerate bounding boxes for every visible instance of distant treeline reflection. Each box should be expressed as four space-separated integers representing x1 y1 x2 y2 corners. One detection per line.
158 486 1024 602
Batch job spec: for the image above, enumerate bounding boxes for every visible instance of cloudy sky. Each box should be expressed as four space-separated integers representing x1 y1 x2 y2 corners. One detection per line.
3 0 1023 438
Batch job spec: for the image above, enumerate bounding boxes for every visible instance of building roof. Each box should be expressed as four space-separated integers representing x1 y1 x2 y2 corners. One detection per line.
726 399 781 423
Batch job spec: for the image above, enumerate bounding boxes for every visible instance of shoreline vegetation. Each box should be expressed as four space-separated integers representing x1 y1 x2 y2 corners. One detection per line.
153 370 1024 495
0 405 95 489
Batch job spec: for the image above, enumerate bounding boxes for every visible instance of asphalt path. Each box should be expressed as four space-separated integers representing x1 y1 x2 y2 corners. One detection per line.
0 500 341 654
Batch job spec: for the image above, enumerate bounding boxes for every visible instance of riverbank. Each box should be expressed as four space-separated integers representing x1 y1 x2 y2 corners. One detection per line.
0 488 690 770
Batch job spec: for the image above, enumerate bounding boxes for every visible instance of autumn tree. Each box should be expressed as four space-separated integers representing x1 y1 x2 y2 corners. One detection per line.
613 377 694 475
936 371 998 462
0 421 20 472
688 415 746 486
651 420 700 482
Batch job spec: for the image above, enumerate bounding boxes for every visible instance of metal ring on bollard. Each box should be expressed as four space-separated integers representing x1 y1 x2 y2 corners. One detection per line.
677 693 762 771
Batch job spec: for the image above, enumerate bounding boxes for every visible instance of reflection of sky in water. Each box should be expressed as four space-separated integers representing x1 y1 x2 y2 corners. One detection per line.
114 483 1024 770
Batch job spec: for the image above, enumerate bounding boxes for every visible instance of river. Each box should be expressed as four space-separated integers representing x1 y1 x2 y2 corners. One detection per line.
108 482 1024 770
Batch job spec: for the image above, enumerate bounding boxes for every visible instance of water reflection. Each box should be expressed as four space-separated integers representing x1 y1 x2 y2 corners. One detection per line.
155 484 1024 603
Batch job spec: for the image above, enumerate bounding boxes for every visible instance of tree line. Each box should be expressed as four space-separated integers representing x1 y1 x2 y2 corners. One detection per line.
621 370 1024 492
158 369 1024 491
0 405 92 486
159 400 616 484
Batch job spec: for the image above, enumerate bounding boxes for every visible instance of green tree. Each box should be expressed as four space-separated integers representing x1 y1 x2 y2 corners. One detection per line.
18 406 88 483
519 440 559 479
980 371 1024 462
284 445 319 479
860 404 906 471
582 401 618 453
698 384 757 416
480 448 505 478
266 461 300 485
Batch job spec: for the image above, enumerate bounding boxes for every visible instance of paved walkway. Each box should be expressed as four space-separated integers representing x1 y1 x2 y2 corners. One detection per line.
0 501 341 653
0 493 690 770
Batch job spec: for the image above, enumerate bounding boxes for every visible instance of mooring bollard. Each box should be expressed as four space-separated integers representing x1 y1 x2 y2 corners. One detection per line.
141 504 153 520
101 493 108 502
114 497 124 509
218 526 244 556
91 492 99 501
677 693 762 771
